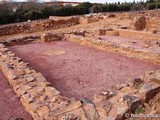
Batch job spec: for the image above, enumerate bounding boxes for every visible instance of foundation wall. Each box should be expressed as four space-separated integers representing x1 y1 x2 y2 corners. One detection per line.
65 34 160 64
0 43 160 120
0 17 79 36
79 17 99 24
115 29 160 41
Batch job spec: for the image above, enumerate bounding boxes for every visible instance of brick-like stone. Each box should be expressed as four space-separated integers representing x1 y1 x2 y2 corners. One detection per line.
45 87 60 97
25 75 35 82
36 105 50 118
95 99 112 114
82 98 99 120
49 101 82 116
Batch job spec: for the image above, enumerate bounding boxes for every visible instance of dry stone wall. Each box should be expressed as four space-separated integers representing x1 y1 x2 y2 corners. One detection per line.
41 32 64 42
0 42 160 120
79 16 99 24
0 35 40 46
94 28 160 41
0 17 79 36
65 34 160 65
0 44 79 119
116 29 160 41
111 10 160 31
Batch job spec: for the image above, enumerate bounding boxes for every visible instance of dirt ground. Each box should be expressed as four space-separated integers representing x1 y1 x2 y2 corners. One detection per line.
9 41 159 100
0 71 32 120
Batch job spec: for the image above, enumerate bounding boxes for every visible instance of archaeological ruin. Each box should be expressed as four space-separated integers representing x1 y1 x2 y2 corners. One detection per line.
0 9 160 120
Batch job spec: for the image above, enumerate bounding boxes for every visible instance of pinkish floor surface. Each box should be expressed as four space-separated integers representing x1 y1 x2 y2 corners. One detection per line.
9 41 159 100
0 71 32 120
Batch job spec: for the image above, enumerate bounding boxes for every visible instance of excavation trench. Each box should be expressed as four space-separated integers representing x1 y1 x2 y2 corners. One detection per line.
9 41 159 100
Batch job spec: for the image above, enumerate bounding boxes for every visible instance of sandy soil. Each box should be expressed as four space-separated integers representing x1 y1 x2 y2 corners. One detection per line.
9 41 159 100
0 71 32 120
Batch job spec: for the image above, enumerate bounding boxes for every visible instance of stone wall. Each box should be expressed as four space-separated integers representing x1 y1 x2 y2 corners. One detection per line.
79 16 99 24
96 28 160 41
0 17 79 36
0 44 77 119
116 29 160 41
0 32 65 45
0 34 40 46
41 32 64 42
64 34 160 65
113 10 160 31
0 43 160 120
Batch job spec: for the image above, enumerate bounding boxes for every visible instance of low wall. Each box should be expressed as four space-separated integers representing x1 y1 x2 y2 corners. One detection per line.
79 17 99 24
65 34 160 64
90 28 160 41
0 43 160 120
0 32 64 46
0 34 40 46
115 29 160 41
0 17 79 36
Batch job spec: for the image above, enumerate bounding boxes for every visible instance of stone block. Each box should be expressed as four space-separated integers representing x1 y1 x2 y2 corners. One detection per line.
79 17 99 24
45 87 60 98
36 105 50 118
36 75 47 82
29 100 40 112
95 99 112 116
49 101 82 116
81 98 99 119
132 16 146 31
25 75 35 82
108 14 116 18
99 29 106 35
41 32 63 42
139 82 160 102
72 30 86 37
21 93 35 105
32 72 43 78
105 31 119 36
15 88 25 97
145 70 160 84
123 95 141 107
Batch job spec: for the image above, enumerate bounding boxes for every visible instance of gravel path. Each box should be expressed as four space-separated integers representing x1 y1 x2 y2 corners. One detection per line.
0 71 32 120
9 41 159 100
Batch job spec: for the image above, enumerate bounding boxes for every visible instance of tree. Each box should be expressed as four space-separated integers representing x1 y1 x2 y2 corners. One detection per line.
25 10 43 20
92 5 102 13
119 4 131 11
41 7 55 18
0 2 14 24
101 4 109 12
78 2 93 14
131 3 145 10
108 4 120 11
